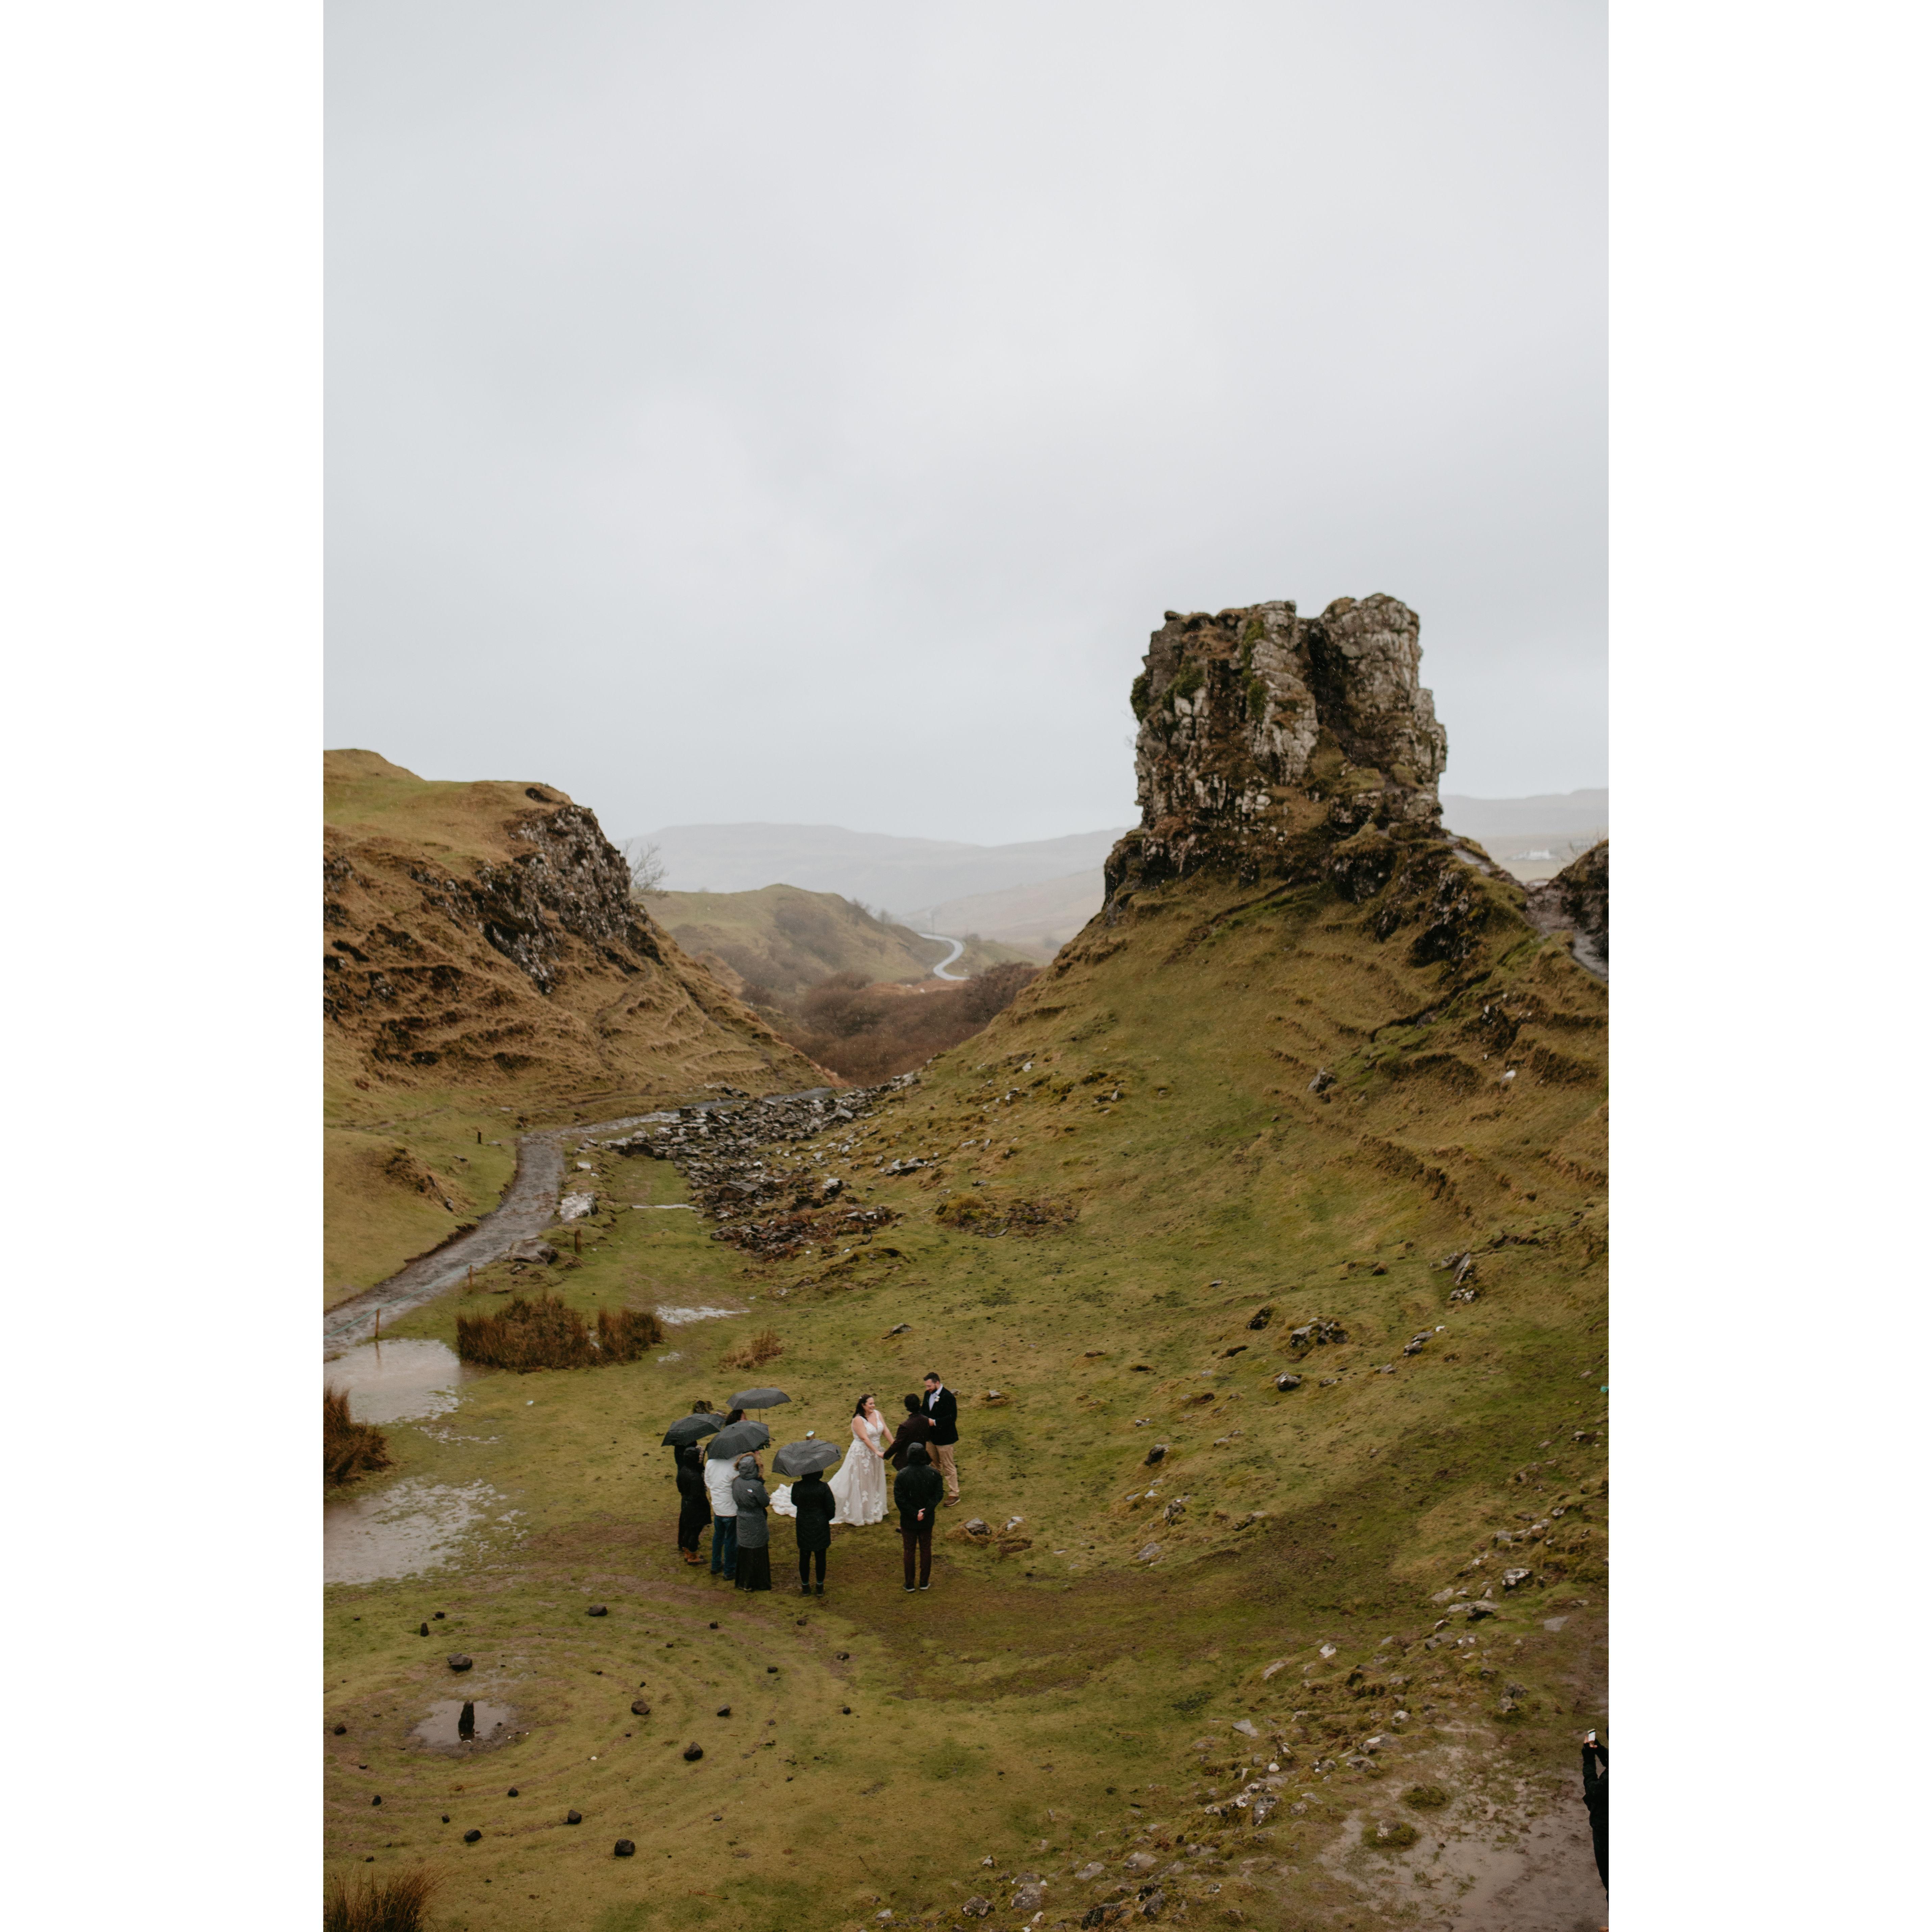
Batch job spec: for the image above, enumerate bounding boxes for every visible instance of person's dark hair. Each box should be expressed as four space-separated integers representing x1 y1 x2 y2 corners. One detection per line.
923 1372 941 1385
725 1407 745 1425
902 1394 922 1414
907 1443 930 1464
852 1394 873 1419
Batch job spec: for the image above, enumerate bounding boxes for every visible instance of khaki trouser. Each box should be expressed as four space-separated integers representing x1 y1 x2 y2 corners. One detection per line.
933 1442 959 1502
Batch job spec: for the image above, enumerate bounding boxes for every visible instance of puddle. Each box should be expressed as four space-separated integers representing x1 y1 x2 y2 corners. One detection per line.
656 1305 744 1327
412 1698 518 1751
323 1338 477 1425
325 1479 508 1585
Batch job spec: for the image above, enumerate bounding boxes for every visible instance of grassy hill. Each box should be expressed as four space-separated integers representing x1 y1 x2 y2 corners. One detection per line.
325 627 1610 1927
649 883 1034 1000
323 752 828 1301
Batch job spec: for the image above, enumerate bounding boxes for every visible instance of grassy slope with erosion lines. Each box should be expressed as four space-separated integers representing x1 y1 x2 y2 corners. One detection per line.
323 751 828 1300
328 835 1607 1930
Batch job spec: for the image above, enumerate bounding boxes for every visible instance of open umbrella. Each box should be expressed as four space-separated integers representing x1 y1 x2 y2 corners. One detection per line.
705 1419 772 1460
730 1387 792 1411
772 1437 841 1478
660 1412 722 1448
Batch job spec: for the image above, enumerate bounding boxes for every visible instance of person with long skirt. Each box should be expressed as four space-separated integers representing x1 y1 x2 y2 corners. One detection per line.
731 1453 773 1593
791 1468 835 1595
674 1441 710 1565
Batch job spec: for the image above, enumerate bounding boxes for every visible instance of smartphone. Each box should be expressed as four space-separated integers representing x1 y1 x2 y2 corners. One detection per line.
1584 1730 1597 1745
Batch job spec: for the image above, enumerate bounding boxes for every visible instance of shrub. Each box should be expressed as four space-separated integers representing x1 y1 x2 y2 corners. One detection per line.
1365 1818 1420 1851
324 1387 392 1486
1402 1783 1450 1810
456 1295 664 1372
324 1864 439 1932
721 1326 783 1371
596 1307 666 1361
770 962 1042 1083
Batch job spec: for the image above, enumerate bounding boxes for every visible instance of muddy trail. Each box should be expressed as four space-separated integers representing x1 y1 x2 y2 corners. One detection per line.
323 1082 892 1355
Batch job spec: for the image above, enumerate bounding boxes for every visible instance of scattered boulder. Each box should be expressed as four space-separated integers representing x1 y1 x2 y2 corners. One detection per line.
1231 1718 1259 1739
462 1829 482 1843
1138 1888 1166 1918
371 1796 381 1807
587 1604 608 1616
682 1743 704 1761
1075 1861 1107 1881
631 1699 650 1716
962 1518 992 1537
566 1809 582 1824
1308 1069 1335 1094
1287 1318 1347 1351
331 1723 346 1735
1402 1331 1432 1356
613 1839 635 1858
716 1706 731 1717
447 1654 473 1672
418 1622 429 1636
1247 1305 1273 1330
961 1900 991 1920
1011 1882 1047 1911
1143 1444 1168 1466
1502 1567 1533 1590
1273 1373 1302 1393
1136 1543 1161 1562
1123 1852 1159 1874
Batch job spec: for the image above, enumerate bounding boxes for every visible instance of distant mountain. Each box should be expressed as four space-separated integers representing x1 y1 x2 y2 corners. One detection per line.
1441 789 1608 881
1441 788 1608 840
630 822 1130 923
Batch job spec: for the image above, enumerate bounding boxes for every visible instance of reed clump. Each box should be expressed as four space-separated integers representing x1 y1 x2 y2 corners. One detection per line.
325 1864 439 1932
721 1325 783 1370
324 1386 393 1486
456 1294 664 1372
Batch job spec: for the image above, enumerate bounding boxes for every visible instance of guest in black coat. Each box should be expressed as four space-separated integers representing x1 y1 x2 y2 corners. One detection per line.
1580 1733 1607 1891
893 1443 945 1591
885 1393 937 1470
791 1469 836 1594
673 1443 710 1565
731 1454 772 1593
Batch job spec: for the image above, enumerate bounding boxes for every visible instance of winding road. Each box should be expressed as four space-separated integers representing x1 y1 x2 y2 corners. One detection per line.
919 931 967 980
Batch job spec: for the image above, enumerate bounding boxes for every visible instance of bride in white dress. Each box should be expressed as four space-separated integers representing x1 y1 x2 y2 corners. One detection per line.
827 1395 889 1526
769 1395 890 1525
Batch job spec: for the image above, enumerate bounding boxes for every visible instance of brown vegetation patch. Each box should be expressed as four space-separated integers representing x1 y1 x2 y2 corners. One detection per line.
324 1386 393 1486
325 1864 439 1932
720 1326 783 1371
769 960 1040 1083
455 1294 663 1371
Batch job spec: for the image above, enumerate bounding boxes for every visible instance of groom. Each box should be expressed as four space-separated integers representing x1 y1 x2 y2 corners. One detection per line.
921 1372 960 1505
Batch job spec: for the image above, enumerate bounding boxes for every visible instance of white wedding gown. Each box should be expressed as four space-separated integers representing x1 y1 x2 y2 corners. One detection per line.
769 1413 890 1524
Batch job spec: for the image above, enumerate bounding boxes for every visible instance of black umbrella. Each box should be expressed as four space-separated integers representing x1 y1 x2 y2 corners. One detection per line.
730 1387 792 1411
660 1412 722 1448
771 1437 841 1478
705 1419 772 1460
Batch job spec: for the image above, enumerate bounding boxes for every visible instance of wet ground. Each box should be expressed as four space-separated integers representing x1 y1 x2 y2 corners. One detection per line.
412 1698 518 1751
323 1337 476 1424
324 1478 511 1587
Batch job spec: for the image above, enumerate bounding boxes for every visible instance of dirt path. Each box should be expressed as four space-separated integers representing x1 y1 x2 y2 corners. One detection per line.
322 1110 658 1355
322 1085 845 1356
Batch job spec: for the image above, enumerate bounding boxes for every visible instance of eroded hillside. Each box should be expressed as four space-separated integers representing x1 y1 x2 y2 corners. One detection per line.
323 751 828 1298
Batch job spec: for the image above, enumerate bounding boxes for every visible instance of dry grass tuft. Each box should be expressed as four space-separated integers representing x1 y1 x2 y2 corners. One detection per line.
597 1306 666 1360
325 1864 439 1932
720 1325 783 1371
324 1387 393 1486
455 1294 664 1372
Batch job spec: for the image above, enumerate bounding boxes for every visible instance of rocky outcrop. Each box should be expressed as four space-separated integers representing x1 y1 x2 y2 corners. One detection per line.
1107 596 1447 896
324 756 826 1097
1524 840 1608 979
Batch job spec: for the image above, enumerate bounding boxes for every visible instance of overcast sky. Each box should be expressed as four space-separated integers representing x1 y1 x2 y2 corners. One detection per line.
327 1 1604 845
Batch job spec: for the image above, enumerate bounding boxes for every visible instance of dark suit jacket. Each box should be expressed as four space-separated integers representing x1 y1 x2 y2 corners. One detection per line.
922 1386 959 1446
894 1462 944 1531
886 1414 938 1469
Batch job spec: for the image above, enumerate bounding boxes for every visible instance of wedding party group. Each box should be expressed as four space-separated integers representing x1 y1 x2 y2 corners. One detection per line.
667 1375 962 1596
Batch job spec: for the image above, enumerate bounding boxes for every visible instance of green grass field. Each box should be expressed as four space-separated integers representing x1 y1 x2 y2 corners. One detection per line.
326 862 1607 1930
